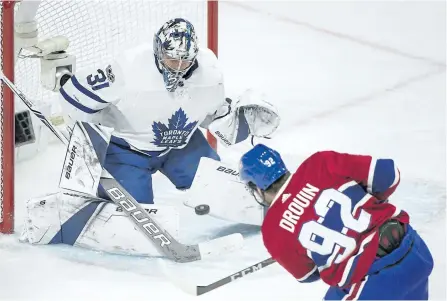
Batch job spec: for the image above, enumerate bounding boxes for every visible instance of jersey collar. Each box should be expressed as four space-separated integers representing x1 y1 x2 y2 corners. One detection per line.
270 174 294 207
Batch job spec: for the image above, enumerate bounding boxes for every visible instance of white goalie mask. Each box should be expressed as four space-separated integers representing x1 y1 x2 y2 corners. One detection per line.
153 18 199 92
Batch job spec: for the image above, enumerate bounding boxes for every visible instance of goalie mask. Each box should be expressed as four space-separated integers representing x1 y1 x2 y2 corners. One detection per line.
154 18 199 92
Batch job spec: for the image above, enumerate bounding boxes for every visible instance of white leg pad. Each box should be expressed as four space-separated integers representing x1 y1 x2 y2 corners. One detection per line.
183 158 265 226
21 192 180 257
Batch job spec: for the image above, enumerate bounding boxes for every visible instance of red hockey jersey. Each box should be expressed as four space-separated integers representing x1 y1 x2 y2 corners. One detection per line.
261 151 409 288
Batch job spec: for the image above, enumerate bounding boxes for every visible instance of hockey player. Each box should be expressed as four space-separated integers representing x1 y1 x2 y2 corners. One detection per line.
239 144 433 300
57 18 279 204
20 19 279 256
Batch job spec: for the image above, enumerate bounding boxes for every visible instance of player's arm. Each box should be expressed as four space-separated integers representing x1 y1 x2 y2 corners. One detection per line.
274 247 321 283
58 61 125 122
316 151 400 201
203 90 280 147
265 235 321 283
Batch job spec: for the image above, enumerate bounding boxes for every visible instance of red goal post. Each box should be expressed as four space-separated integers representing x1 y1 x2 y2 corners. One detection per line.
0 0 219 234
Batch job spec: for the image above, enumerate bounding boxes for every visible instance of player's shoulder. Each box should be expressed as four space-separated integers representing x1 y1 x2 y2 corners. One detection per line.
285 151 340 191
294 151 333 172
119 43 153 63
197 47 219 66
298 150 343 170
116 43 165 91
188 47 223 87
307 150 339 161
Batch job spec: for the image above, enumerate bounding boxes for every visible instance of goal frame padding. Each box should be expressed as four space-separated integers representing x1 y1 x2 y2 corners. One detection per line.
1 1 15 234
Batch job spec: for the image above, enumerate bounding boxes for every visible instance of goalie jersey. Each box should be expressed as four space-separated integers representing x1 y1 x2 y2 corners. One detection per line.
59 45 225 153
261 151 409 288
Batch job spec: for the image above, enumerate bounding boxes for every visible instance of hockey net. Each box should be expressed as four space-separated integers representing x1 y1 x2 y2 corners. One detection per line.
0 0 218 233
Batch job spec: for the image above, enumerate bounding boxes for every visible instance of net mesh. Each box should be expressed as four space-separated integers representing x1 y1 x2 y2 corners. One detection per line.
15 0 208 109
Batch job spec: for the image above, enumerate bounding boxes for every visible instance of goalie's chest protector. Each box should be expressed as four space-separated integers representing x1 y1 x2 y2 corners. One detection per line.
109 46 223 152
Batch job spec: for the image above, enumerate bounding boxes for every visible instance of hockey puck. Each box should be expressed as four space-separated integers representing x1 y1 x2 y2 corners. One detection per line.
195 204 210 215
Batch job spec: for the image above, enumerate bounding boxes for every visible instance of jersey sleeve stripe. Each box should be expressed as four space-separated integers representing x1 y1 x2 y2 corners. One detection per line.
366 157 376 194
71 75 108 104
338 180 358 192
342 275 369 301
60 87 101 114
338 182 372 217
352 193 372 216
338 232 376 287
369 158 398 195
390 164 400 188
296 265 320 283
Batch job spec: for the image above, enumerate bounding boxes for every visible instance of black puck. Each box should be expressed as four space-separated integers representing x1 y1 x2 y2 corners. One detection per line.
195 204 210 215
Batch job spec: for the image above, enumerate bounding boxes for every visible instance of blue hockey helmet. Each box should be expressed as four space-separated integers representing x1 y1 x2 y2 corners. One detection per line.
239 144 288 191
153 18 199 92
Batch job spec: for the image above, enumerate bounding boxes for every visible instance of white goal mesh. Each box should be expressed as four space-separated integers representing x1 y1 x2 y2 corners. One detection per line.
15 0 209 109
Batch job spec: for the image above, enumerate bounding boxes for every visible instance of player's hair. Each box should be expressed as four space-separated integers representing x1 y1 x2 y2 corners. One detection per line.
264 171 291 197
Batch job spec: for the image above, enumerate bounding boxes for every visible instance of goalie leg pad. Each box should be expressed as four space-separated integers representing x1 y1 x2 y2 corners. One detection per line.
183 157 265 226
21 192 106 245
21 192 180 257
59 121 113 196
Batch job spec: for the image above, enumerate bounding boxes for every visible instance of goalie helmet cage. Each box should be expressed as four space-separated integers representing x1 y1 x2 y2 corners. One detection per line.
0 0 219 234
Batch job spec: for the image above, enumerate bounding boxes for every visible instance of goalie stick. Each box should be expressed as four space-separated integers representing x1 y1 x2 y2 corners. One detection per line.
170 257 276 296
0 71 243 263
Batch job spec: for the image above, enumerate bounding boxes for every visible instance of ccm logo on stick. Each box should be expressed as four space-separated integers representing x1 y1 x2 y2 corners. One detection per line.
230 263 264 281
106 187 171 247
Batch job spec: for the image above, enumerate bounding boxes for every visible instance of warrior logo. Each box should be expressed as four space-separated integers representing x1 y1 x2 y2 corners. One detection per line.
152 108 198 147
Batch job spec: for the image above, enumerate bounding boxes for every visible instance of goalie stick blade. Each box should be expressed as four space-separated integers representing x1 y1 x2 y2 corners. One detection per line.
198 233 244 260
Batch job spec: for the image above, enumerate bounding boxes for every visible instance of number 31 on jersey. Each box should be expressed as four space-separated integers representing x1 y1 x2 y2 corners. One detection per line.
86 65 115 91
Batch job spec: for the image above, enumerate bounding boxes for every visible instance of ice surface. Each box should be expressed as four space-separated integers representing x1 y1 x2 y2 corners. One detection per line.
0 1 445 300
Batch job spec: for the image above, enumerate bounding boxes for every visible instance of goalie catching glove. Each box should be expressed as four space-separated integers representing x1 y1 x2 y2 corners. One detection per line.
207 89 280 146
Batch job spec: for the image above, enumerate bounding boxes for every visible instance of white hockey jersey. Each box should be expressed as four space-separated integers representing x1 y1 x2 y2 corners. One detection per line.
59 44 225 154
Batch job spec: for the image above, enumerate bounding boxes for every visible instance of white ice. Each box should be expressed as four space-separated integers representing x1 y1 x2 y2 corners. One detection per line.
0 1 445 300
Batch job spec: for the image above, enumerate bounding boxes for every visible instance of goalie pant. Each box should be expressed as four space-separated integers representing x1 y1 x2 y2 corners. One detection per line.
324 224 433 300
98 129 219 204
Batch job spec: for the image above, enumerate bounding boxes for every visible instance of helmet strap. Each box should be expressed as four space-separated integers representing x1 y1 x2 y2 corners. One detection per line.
247 182 270 208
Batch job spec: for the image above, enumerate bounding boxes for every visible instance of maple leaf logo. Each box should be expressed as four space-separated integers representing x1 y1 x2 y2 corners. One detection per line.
152 108 198 148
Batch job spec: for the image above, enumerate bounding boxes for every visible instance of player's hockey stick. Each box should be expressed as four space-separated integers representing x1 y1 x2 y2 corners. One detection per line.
0 71 243 263
171 257 276 295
